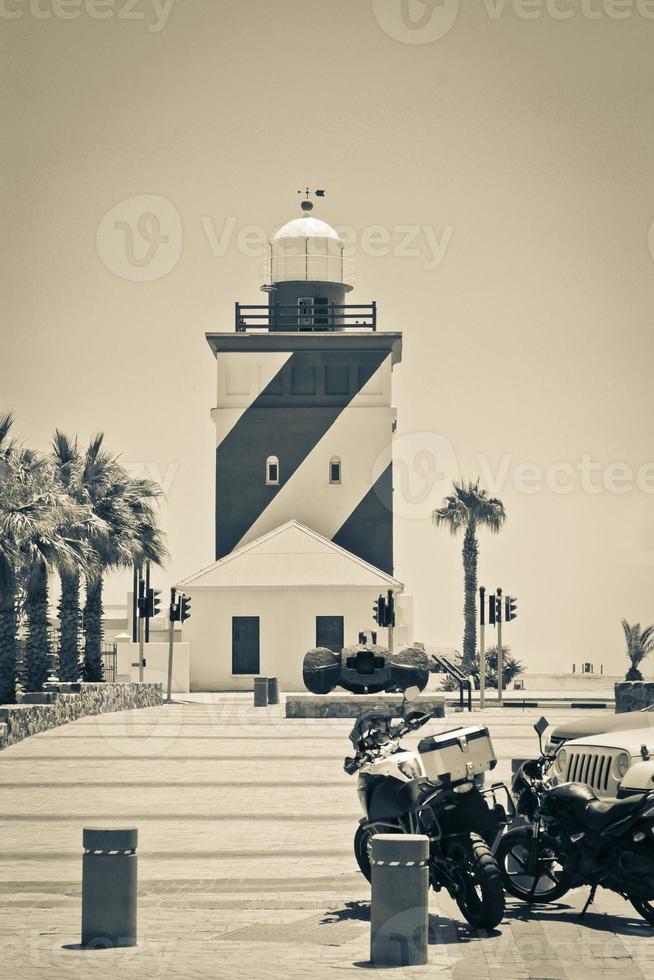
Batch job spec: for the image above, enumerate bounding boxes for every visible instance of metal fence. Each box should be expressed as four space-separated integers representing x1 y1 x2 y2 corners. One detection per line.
15 636 118 683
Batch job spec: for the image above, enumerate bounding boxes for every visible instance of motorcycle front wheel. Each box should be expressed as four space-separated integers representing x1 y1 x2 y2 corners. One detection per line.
496 826 570 903
629 897 654 926
447 833 505 931
353 823 401 882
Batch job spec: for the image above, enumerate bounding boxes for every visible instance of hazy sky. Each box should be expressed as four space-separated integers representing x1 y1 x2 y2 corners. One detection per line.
3 0 654 674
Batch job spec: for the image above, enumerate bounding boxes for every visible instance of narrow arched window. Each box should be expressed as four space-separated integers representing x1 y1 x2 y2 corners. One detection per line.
329 456 341 484
266 455 280 485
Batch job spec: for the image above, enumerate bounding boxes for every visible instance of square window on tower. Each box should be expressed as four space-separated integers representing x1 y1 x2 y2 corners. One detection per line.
325 365 349 396
291 365 316 396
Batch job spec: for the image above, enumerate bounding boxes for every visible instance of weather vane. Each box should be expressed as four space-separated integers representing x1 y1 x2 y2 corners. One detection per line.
298 188 326 212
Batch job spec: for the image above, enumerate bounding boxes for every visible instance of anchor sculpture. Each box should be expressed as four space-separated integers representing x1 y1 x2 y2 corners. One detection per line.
303 643 429 696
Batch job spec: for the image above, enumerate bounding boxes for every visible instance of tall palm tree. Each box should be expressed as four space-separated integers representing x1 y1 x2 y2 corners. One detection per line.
51 432 109 682
0 413 19 703
0 422 87 696
622 620 654 682
433 479 506 669
78 436 168 682
20 458 88 692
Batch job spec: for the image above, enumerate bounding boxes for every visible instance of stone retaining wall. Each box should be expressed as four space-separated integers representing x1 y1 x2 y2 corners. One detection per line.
0 683 163 750
614 681 654 714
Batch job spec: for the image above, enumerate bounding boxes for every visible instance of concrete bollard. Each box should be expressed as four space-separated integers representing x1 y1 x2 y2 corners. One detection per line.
81 828 138 948
267 676 280 705
370 834 429 967
253 676 269 707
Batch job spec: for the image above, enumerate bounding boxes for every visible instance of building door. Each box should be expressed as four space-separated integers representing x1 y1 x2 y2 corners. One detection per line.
232 616 260 674
316 616 344 653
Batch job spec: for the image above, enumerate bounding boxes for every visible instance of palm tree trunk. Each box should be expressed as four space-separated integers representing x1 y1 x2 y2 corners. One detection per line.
461 521 478 669
58 569 81 682
25 563 51 692
0 574 17 704
83 576 104 682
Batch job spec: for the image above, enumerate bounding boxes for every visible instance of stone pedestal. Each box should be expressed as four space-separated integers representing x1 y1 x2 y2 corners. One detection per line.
615 681 654 713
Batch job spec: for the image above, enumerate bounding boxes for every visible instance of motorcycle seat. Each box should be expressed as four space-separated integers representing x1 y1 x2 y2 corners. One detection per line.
583 794 644 833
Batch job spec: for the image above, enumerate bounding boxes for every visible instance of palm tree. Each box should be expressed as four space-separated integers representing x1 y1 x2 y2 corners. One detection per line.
78 436 168 682
622 620 654 681
19 457 88 692
433 479 506 670
0 413 19 703
0 422 87 696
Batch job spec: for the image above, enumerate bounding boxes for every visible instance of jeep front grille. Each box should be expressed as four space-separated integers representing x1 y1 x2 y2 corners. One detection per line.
566 751 613 794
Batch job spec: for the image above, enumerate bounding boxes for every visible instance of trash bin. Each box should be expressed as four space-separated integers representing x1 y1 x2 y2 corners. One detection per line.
81 827 138 948
253 676 269 707
267 676 280 705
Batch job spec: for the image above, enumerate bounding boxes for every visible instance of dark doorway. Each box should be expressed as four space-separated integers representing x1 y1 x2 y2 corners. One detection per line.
232 616 260 674
316 615 344 653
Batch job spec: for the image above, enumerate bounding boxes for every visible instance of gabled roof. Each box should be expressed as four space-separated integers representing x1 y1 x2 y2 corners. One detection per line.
178 521 403 590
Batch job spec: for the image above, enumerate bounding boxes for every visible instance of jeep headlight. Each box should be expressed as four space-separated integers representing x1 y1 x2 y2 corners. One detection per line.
616 752 631 778
557 748 567 773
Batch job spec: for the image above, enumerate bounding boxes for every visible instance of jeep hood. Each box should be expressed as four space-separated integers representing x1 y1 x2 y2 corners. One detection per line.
563 726 654 752
549 709 654 743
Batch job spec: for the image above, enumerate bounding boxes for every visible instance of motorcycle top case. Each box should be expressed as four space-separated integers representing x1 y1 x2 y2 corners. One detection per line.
417 725 496 784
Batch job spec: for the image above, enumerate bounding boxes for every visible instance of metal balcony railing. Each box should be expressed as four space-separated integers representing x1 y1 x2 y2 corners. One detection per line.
235 302 376 332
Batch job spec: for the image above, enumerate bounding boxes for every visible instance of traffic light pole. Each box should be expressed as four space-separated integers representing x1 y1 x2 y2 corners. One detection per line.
138 613 145 683
496 587 503 705
166 588 176 704
479 586 486 711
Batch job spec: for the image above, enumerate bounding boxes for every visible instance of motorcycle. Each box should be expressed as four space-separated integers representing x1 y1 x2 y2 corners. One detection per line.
496 716 654 924
344 687 510 930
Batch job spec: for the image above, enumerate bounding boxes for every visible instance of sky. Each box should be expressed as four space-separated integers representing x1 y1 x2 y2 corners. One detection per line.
3 0 654 675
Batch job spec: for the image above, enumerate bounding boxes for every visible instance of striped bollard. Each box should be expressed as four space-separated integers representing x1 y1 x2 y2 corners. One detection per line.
370 834 429 967
253 677 269 707
82 828 138 948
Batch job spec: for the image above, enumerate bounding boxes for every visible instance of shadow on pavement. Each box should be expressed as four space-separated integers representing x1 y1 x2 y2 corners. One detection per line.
504 900 654 936
322 903 501 943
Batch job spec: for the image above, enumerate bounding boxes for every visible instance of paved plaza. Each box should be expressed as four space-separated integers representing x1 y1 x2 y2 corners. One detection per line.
1 695 653 980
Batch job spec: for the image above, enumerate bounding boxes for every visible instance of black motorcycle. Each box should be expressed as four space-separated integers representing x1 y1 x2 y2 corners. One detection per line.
344 692 511 930
496 717 654 924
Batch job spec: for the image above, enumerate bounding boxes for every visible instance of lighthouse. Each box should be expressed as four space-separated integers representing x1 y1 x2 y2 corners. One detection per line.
179 195 408 691
208 196 402 574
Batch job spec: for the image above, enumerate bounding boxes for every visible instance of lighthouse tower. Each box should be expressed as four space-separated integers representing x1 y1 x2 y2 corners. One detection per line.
206 197 403 575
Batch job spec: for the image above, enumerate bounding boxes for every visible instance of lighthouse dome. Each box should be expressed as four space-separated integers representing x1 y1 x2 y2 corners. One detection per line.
273 216 341 242
261 211 354 293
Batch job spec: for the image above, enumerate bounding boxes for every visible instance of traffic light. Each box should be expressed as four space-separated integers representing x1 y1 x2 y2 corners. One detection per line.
137 578 147 618
373 594 386 626
505 595 518 622
488 593 496 626
386 590 395 628
180 593 192 622
145 587 161 618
